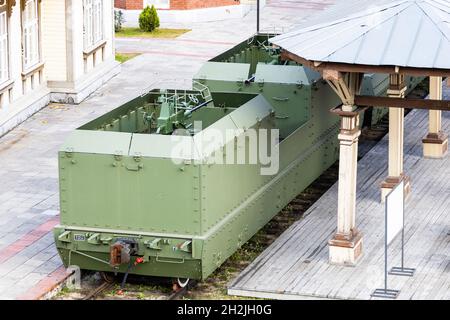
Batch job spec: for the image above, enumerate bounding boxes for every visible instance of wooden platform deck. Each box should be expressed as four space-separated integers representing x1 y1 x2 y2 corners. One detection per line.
228 108 450 300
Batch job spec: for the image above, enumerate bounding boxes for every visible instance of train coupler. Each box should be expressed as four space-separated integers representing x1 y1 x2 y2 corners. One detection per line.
109 239 140 268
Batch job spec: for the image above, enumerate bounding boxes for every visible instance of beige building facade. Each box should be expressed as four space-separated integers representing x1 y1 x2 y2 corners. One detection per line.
0 0 120 137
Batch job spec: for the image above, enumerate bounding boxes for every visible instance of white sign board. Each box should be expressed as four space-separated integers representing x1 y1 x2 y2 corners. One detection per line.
386 181 404 245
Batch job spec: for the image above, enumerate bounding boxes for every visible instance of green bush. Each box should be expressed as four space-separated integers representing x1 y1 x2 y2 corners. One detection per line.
139 5 160 32
114 10 125 32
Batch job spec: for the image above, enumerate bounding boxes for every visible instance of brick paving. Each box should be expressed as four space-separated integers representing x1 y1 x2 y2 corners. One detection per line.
0 0 342 299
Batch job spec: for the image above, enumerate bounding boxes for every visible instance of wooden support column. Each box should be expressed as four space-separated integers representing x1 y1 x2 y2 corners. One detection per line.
423 77 448 158
381 74 411 201
328 110 363 265
324 71 363 266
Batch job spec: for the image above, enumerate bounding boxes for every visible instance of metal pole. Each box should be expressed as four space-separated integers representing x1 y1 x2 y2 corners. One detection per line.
384 200 388 291
257 0 260 33
401 191 405 269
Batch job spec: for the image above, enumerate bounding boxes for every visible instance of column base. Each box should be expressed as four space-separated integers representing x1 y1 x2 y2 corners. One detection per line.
328 231 363 266
422 132 448 159
380 174 411 202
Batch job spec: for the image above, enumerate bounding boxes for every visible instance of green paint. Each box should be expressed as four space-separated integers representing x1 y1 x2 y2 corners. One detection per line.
54 34 422 280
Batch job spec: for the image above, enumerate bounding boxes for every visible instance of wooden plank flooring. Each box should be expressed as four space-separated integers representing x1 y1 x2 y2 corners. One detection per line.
228 107 450 300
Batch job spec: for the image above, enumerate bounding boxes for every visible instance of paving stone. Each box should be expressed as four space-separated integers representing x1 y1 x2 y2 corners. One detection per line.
15 272 46 288
33 258 62 275
41 209 59 216
0 263 32 279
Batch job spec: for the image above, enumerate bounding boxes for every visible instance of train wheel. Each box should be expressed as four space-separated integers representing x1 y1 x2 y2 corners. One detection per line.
100 272 116 284
172 278 190 291
177 278 190 288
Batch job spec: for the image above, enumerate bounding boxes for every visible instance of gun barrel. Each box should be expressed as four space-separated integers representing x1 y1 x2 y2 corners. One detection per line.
185 100 213 116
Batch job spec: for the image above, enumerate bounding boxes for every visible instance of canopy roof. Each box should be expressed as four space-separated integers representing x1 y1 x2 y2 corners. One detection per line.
271 0 450 70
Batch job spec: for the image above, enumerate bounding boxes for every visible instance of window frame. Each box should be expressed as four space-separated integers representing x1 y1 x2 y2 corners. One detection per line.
21 0 41 72
0 2 9 84
83 0 104 52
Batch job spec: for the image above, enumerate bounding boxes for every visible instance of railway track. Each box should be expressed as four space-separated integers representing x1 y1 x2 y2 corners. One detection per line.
81 281 115 300
79 276 197 300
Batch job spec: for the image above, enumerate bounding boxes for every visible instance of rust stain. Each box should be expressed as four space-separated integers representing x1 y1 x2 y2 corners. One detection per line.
0 130 29 153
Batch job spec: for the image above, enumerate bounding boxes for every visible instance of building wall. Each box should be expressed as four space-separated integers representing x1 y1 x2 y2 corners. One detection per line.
116 0 143 10
0 0 49 134
170 0 239 10
41 0 67 82
46 0 119 103
0 0 120 137
115 0 239 10
61 0 115 81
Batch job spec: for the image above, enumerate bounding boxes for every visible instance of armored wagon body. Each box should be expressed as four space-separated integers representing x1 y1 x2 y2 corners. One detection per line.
53 35 421 282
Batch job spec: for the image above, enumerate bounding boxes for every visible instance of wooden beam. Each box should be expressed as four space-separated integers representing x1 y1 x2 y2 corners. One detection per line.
281 50 450 77
354 96 450 111
281 51 315 68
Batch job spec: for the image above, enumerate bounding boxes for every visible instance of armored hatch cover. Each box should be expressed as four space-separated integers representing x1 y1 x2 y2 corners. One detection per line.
195 62 251 81
60 130 132 156
254 64 321 85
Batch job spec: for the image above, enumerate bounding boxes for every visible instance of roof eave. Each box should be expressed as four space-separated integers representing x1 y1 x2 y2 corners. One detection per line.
281 50 450 77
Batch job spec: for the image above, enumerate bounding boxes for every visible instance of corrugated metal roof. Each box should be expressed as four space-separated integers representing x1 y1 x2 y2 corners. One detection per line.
271 0 450 69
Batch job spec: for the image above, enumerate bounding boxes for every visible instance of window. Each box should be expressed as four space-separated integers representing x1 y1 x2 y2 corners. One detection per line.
0 3 8 83
84 0 103 50
146 0 170 10
22 0 40 70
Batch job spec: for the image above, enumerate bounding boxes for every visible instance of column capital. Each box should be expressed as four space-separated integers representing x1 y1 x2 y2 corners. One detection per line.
338 130 361 143
342 104 356 112
389 73 406 91
339 114 360 133
387 86 407 98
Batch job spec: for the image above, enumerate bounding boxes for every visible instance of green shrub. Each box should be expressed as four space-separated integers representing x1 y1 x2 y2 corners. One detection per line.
151 5 160 29
114 10 125 32
139 5 160 32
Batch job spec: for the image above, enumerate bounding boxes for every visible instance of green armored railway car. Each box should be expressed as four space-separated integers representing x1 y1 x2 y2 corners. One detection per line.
53 35 421 284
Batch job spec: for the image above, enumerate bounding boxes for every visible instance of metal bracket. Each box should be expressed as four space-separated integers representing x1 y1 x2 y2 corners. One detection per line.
145 238 162 250
133 153 142 162
100 236 113 244
155 256 185 264
272 96 289 102
87 233 100 245
113 153 123 162
179 240 192 253
126 163 144 171
58 231 71 243
64 148 74 158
